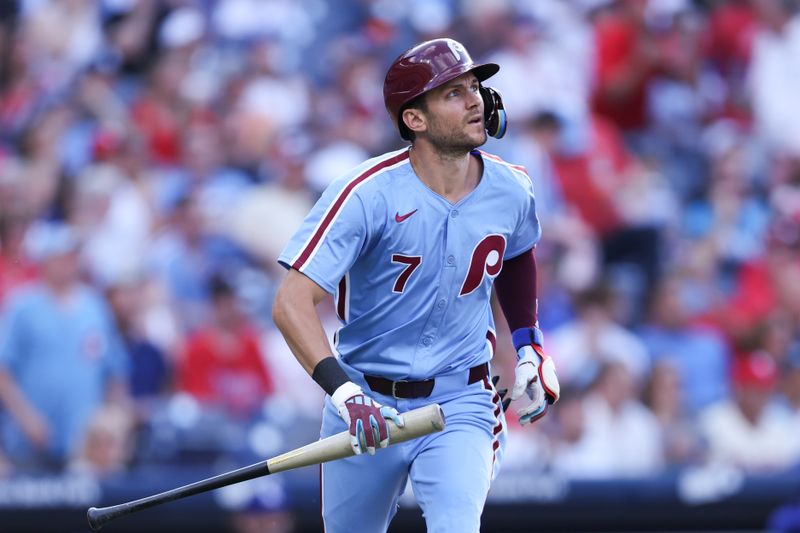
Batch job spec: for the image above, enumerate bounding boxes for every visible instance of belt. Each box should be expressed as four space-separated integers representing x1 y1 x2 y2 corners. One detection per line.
364 363 489 399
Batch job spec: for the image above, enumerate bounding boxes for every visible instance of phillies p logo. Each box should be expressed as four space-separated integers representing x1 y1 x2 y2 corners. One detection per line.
459 234 506 296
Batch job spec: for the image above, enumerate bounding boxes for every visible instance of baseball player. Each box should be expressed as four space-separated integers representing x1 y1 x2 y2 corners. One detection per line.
272 38 560 533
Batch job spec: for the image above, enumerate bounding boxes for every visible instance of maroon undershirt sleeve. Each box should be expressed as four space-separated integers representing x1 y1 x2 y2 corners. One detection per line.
494 248 538 332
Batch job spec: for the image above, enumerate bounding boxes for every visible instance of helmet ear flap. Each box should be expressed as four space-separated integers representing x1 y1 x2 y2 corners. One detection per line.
480 86 507 139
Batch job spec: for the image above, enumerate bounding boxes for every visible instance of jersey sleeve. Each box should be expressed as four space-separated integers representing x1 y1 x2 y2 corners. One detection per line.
505 168 542 259
277 180 371 294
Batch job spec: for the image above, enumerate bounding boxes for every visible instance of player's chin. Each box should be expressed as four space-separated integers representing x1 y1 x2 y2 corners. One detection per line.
468 129 487 148
458 122 484 143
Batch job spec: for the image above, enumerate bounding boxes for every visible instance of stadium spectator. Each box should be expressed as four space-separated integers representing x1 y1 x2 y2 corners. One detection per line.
642 360 706 468
551 115 665 322
717 216 800 352
69 403 134 477
546 384 592 477
550 361 664 479
748 0 800 157
698 351 800 472
638 272 731 413
706 0 757 121
548 280 650 388
69 162 155 286
590 0 662 136
0 222 129 470
147 191 216 332
682 119 769 269
177 274 274 420
105 274 171 404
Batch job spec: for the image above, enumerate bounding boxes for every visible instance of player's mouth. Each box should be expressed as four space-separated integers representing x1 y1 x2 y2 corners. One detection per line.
467 115 483 127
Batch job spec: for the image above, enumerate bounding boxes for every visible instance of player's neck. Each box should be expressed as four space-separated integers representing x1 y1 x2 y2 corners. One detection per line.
408 144 482 204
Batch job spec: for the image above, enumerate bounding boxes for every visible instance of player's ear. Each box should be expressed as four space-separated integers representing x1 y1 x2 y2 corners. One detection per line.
402 107 427 137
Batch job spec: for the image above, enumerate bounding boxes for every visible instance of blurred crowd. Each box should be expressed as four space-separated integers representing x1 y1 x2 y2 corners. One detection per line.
1 0 800 516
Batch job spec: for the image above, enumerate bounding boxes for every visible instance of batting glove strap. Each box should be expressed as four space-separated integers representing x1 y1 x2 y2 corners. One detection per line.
511 326 545 354
538 355 560 404
331 381 363 408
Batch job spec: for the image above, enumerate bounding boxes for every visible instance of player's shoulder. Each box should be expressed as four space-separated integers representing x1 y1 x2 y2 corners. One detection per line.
326 147 411 197
478 150 532 190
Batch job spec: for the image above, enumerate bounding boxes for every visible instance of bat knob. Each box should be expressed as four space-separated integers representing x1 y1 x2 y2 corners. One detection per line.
87 506 105 530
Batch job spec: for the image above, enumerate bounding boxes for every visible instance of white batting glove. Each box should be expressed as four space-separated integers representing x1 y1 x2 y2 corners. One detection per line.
510 327 560 425
331 382 405 455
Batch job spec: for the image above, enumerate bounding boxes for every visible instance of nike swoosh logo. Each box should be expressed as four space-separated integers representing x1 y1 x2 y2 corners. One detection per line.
395 209 418 223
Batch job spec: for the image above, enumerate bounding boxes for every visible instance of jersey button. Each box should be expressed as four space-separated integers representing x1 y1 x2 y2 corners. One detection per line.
437 299 446 309
450 210 459 218
447 255 455 265
422 336 432 346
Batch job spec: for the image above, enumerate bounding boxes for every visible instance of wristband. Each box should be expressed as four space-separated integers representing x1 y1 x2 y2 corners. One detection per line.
511 326 545 352
312 356 350 396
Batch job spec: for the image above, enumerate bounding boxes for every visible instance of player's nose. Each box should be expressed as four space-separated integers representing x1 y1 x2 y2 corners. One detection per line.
466 88 481 110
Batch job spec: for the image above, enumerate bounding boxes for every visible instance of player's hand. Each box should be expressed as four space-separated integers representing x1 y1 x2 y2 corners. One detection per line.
331 382 405 455
510 327 560 425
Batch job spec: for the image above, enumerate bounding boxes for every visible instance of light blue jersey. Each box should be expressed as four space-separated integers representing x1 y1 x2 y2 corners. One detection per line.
278 147 540 379
279 146 540 533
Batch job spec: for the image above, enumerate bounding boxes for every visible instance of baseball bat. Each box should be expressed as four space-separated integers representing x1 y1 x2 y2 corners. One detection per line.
87 403 445 530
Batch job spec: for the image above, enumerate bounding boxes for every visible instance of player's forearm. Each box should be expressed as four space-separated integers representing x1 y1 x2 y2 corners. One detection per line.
272 271 335 376
275 305 333 376
495 248 538 331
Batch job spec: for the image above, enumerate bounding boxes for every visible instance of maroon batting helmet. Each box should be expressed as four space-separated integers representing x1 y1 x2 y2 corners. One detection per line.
383 38 500 140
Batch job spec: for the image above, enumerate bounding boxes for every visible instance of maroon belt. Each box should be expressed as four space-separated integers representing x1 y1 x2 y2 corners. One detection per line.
364 363 489 399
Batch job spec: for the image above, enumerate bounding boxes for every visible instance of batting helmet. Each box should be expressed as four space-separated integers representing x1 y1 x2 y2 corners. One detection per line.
383 38 504 140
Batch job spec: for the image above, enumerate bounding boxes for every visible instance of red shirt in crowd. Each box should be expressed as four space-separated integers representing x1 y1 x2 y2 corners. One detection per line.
179 325 274 418
591 7 657 131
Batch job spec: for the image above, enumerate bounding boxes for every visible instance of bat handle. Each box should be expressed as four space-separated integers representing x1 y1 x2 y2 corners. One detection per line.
86 459 271 530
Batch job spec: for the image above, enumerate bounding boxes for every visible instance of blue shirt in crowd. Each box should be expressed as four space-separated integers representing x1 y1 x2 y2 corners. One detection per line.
0 284 129 465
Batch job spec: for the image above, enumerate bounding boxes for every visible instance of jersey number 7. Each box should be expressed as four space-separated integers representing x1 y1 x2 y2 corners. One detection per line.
391 254 422 293
390 234 506 296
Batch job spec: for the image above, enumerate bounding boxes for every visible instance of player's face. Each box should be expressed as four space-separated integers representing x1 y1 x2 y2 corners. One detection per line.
423 72 486 156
